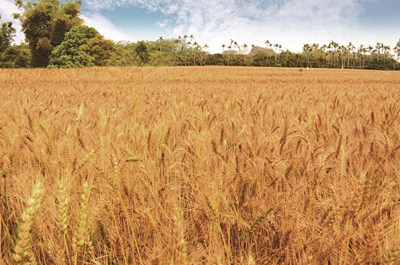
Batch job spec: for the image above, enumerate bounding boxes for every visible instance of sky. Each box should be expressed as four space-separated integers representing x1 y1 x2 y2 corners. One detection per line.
1 0 399 53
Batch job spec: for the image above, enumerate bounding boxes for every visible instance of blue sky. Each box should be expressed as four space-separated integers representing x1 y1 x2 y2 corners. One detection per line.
1 0 399 53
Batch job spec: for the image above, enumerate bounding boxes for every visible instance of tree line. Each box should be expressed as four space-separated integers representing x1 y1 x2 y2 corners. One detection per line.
1 0 400 70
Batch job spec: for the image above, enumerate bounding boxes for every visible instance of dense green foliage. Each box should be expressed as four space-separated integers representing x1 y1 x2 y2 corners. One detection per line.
0 15 16 53
49 25 114 68
0 14 31 68
14 0 82 67
0 43 31 68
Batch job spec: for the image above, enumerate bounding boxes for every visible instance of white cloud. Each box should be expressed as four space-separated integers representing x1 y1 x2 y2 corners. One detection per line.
83 0 374 52
156 18 169 28
81 12 135 42
0 0 134 44
3 0 397 53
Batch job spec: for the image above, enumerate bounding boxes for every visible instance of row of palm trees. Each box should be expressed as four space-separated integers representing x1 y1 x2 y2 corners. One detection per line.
302 41 396 68
222 39 399 57
155 34 400 68
170 35 210 66
222 38 400 69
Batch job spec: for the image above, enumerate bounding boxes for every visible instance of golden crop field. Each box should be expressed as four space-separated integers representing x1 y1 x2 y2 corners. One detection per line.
1 66 400 264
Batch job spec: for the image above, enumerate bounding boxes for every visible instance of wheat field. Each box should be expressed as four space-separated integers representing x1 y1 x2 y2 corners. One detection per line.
1 66 400 264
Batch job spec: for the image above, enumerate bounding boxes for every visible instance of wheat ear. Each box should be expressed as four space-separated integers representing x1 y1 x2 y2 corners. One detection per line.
72 182 91 265
13 182 44 265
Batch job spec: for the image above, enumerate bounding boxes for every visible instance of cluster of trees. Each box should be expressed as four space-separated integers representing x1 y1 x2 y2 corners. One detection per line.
207 40 400 70
250 40 400 70
210 40 399 70
14 0 83 67
1 0 400 70
0 14 30 67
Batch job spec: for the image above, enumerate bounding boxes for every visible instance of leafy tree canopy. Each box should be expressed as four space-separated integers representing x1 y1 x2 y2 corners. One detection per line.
0 43 31 68
14 0 83 67
135 41 149 65
49 25 115 68
0 14 16 53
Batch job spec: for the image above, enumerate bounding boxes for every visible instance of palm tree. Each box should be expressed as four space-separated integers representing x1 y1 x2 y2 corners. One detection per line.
383 45 391 55
339 45 348 69
221 44 227 65
242 43 248 53
174 37 185 66
395 39 400 61
158 36 164 51
357 44 367 69
382 45 392 66
274 43 282 65
321 44 328 67
303 43 311 67
328 41 339 68
367 45 374 55
265 40 273 64
192 42 201 65
311 43 319 50
241 44 250 65
374 42 385 65
198 44 208 66
347 42 355 68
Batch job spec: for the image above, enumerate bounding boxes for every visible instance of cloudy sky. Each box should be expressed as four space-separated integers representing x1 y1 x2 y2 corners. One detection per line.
1 0 399 53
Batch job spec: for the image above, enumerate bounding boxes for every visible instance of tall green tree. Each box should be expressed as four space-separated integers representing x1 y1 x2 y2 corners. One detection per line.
108 41 142 66
135 41 150 65
14 0 82 67
83 37 115 66
49 25 115 68
0 14 16 53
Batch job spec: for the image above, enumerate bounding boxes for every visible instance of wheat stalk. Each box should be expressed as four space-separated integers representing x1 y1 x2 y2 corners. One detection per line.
72 182 91 265
13 182 44 265
57 177 71 263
